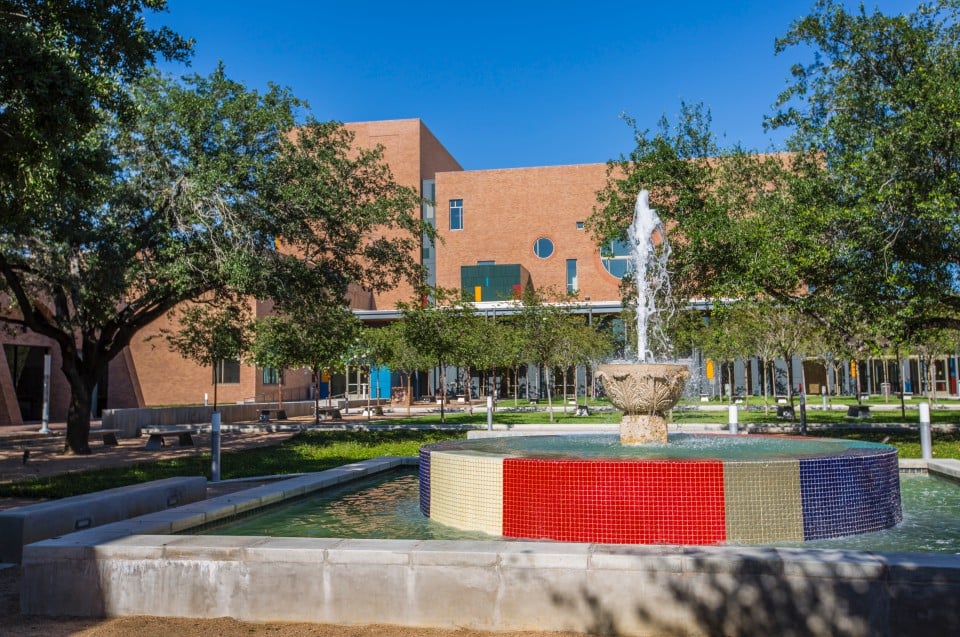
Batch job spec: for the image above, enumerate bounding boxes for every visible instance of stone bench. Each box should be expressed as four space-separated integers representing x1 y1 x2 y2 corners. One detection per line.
0 476 205 564
141 427 203 450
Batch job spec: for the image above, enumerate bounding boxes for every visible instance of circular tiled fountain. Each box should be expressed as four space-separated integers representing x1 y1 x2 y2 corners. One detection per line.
419 434 902 544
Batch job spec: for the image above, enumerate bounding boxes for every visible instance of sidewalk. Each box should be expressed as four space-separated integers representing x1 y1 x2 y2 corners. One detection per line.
0 420 299 511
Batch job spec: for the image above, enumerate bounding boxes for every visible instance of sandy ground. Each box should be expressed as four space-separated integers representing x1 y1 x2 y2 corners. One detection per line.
0 423 588 637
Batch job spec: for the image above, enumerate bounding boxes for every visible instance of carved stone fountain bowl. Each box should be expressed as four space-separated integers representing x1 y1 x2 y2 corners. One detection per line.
596 363 690 415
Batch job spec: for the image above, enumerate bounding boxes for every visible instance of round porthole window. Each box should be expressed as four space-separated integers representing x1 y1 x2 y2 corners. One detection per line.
533 237 554 259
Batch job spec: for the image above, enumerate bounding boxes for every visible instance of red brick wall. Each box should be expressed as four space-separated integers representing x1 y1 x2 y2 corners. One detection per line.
434 164 623 302
346 119 462 309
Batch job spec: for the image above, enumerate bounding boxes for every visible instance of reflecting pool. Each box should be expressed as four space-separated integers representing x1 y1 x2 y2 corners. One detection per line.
193 469 960 554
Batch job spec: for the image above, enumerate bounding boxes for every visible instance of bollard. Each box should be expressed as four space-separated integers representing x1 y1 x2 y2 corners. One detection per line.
211 411 222 482
38 353 51 434
919 402 932 460
487 395 493 431
728 404 738 435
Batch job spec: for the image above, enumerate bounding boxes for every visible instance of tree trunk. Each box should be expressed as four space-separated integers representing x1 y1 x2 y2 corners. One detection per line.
762 358 770 416
742 358 750 410
544 363 554 423
278 370 284 409
439 357 446 424
562 367 569 415
313 368 321 426
466 365 474 414
406 372 412 417
64 384 93 455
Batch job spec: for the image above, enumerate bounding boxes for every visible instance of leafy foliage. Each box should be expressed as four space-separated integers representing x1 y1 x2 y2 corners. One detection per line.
0 0 191 233
1 65 426 452
161 300 252 410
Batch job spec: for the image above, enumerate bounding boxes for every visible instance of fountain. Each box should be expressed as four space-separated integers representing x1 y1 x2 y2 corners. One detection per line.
597 189 688 444
419 188 903 545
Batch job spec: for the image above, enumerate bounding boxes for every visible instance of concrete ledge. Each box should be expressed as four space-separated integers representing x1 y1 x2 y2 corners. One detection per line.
21 536 960 635
0 476 206 563
929 459 960 483
18 456 960 635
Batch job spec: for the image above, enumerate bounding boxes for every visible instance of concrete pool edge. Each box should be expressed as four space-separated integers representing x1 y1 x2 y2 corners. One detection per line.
20 456 960 636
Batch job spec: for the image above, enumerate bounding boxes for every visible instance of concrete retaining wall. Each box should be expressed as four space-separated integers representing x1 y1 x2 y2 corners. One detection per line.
18 458 960 635
0 476 205 563
101 402 314 438
102 399 388 438
20 536 960 635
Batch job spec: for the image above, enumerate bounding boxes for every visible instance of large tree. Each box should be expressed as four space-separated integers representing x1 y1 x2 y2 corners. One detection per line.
766 0 960 340
593 2 960 353
398 288 475 423
0 0 190 233
0 68 427 453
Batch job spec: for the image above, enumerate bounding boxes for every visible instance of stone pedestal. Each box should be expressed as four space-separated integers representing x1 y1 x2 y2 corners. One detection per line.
619 414 669 445
595 363 690 446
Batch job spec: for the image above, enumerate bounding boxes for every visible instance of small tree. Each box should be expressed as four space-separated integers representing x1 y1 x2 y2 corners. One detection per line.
398 288 475 423
250 306 359 424
517 287 579 423
162 300 251 411
366 322 431 416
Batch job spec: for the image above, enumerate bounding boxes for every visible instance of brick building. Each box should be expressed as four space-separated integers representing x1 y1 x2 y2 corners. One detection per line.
0 118 634 425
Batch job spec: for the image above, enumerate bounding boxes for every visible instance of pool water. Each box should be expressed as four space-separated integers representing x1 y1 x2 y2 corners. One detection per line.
194 469 960 554
436 433 893 460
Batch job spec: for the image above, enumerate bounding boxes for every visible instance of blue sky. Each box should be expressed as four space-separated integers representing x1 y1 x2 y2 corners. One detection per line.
147 1 915 170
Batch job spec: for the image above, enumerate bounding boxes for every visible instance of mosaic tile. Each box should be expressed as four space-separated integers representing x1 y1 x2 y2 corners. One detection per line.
418 447 431 517
429 451 504 536
723 460 804 543
800 450 902 540
503 459 726 544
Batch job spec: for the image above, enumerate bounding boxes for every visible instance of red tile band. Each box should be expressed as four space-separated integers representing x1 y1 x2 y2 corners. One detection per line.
503 458 726 544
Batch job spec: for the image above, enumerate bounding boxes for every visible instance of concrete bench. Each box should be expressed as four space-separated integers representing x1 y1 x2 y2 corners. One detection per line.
0 476 205 564
141 427 202 450
94 428 121 446
776 405 795 419
847 405 872 418
315 406 342 421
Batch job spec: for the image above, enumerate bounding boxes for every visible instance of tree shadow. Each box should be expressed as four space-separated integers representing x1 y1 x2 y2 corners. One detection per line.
544 546 960 636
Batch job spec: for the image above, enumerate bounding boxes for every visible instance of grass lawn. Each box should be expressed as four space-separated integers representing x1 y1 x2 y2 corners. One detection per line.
0 429 465 500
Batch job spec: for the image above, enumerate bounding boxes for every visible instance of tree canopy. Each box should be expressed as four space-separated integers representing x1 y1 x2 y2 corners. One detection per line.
0 0 191 233
1 65 428 452
592 1 960 354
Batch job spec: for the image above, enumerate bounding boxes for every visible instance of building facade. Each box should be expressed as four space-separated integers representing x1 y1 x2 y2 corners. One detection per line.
2 119 957 425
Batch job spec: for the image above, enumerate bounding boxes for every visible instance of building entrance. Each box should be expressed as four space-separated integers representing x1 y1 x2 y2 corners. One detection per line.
4 345 46 421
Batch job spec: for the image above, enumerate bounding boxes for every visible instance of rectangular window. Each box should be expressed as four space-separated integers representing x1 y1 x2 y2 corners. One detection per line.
262 367 279 385
449 199 463 230
566 259 578 293
214 359 241 384
576 221 585 230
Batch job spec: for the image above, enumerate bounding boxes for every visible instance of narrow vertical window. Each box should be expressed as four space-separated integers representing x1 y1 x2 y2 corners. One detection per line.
567 259 578 293
214 359 241 384
449 199 463 230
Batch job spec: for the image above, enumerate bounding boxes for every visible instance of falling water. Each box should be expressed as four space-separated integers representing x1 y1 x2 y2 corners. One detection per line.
628 190 673 362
